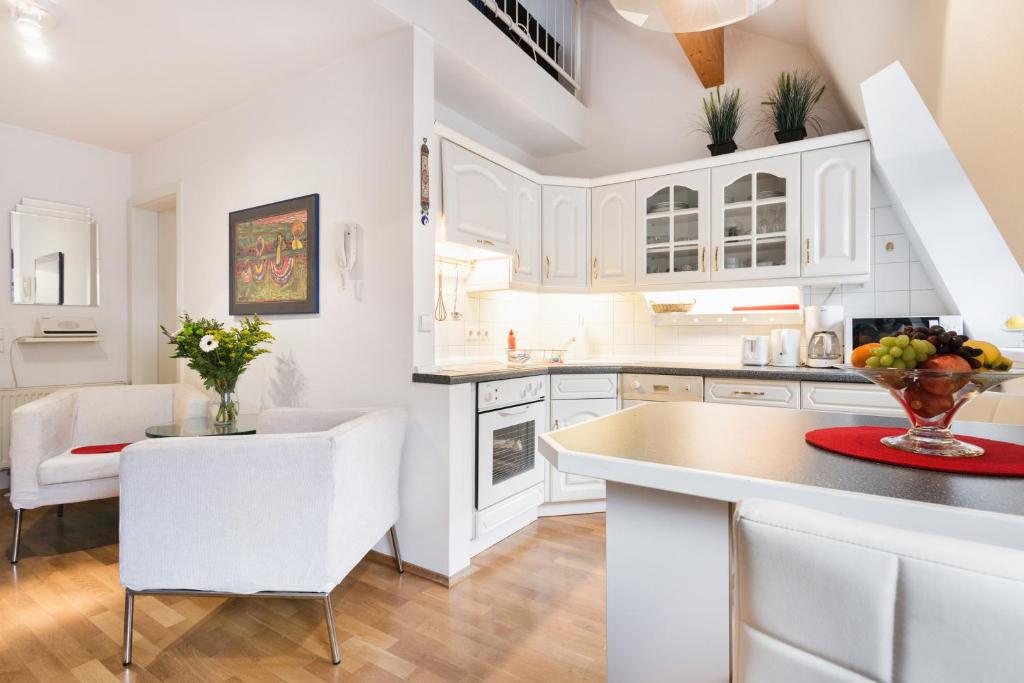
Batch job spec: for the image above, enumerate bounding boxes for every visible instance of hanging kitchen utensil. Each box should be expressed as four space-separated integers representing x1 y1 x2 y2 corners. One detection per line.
434 271 447 322
451 266 463 320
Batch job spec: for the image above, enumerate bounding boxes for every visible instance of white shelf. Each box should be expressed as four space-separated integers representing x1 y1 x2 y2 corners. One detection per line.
18 336 103 343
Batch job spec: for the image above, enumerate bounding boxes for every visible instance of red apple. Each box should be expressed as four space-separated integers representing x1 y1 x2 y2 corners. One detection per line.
904 383 955 418
918 354 971 396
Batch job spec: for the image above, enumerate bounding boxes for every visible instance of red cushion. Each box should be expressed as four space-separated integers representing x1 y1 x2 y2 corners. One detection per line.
70 442 133 455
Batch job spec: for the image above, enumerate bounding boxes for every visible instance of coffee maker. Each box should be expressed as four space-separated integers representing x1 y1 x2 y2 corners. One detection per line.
805 305 845 368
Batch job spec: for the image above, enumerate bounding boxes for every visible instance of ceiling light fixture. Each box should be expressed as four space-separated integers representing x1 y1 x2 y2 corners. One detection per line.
8 0 60 41
14 11 42 40
608 0 777 33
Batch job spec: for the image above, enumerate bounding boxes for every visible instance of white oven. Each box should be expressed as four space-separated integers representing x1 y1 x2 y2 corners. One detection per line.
476 376 548 510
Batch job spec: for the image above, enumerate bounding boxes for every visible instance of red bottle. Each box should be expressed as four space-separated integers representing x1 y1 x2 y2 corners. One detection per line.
507 329 517 350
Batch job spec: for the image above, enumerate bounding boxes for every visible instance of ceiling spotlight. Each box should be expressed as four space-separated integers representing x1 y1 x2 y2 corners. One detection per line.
14 12 42 41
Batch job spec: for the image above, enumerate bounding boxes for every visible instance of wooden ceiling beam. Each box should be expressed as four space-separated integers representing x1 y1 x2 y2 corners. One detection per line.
675 28 725 88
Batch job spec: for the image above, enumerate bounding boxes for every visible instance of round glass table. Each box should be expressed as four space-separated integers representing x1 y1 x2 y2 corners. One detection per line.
145 415 258 438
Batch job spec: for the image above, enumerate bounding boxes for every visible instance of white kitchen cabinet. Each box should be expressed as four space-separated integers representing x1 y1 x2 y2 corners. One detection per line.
542 185 589 290
704 377 800 408
801 142 871 278
801 381 903 417
591 182 636 288
549 397 616 502
711 155 801 281
509 173 542 286
635 170 710 286
440 140 514 254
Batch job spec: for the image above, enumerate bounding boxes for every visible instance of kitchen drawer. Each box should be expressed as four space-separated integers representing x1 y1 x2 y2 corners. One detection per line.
704 378 800 408
621 374 703 402
551 373 618 400
801 381 903 417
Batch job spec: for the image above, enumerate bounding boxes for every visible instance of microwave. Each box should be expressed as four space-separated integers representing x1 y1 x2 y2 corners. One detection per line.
844 315 963 363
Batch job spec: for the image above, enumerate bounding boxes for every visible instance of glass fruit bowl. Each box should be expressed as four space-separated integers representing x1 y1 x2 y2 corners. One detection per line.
845 366 1024 457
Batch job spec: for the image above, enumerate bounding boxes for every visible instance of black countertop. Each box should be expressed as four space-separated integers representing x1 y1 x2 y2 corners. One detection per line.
412 361 869 385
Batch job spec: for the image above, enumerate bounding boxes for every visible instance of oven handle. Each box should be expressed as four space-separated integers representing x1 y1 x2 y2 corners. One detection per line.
496 406 531 417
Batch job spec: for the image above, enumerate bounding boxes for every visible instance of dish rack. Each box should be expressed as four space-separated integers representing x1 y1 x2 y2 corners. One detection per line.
506 348 567 365
649 301 696 314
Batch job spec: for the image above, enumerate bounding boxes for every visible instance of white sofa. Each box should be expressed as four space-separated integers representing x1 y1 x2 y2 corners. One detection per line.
118 406 408 666
734 499 1024 682
8 383 209 563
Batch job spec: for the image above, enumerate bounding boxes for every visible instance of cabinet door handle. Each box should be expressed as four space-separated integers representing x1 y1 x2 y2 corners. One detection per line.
592 257 598 280
545 256 551 279
732 390 766 397
805 238 811 265
714 246 720 271
477 239 495 246
513 249 520 274
701 247 706 272
652 384 670 392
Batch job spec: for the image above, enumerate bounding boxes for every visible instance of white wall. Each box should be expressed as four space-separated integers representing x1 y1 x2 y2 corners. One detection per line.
132 26 468 577
534 2 850 176
0 123 131 389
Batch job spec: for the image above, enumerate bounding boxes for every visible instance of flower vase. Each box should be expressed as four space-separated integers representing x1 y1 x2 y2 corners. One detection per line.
213 389 239 426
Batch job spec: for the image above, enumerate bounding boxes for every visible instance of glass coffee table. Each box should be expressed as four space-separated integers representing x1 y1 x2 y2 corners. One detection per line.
145 415 258 438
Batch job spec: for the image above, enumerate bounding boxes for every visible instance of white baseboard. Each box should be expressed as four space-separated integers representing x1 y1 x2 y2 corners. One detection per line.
538 499 606 517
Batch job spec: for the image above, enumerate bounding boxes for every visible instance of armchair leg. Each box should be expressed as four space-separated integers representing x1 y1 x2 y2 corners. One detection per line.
10 509 22 564
322 594 340 665
389 525 404 574
122 589 135 666
57 504 64 518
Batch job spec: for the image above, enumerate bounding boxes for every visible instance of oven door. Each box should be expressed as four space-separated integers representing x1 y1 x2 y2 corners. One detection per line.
477 399 547 510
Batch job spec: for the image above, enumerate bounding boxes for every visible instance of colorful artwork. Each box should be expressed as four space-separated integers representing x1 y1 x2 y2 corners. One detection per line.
229 194 318 315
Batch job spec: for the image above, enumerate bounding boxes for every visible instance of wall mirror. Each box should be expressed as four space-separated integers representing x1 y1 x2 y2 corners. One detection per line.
10 198 99 306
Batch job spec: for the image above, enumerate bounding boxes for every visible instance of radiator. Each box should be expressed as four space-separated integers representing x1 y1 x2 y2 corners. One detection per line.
0 383 123 470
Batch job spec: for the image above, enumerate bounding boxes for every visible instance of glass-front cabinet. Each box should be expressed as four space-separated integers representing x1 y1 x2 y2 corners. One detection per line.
710 155 801 281
635 170 710 285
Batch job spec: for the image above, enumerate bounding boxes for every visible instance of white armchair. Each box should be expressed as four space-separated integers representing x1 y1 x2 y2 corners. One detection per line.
118 406 408 667
8 383 209 563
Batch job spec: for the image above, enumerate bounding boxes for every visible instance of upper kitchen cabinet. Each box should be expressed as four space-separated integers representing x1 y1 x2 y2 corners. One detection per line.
801 142 871 278
635 170 710 286
509 173 542 286
440 140 514 254
711 155 800 281
542 185 589 290
591 182 636 288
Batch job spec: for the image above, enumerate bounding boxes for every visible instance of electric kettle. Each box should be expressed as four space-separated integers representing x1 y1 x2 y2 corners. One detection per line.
770 329 801 367
806 330 843 368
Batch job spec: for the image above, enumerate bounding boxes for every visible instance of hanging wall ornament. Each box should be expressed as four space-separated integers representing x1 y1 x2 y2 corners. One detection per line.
420 137 430 225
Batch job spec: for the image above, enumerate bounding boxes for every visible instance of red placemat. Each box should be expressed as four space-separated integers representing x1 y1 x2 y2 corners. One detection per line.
806 426 1024 476
70 443 132 455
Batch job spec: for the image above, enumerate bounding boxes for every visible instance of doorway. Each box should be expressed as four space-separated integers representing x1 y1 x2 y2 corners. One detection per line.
130 190 181 384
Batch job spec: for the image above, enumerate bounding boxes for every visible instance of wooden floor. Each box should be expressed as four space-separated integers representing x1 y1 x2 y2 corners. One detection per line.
0 501 606 682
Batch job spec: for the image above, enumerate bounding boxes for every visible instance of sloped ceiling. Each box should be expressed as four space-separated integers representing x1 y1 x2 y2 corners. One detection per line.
803 0 1024 268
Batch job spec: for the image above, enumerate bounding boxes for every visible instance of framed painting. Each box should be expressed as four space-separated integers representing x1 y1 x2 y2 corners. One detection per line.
229 194 319 315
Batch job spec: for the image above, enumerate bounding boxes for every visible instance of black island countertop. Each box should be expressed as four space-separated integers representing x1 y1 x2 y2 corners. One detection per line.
412 360 870 385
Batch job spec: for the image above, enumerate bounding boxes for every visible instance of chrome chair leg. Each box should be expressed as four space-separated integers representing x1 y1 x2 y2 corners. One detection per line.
123 589 135 666
322 594 340 665
389 525 404 574
10 509 22 564
57 504 64 518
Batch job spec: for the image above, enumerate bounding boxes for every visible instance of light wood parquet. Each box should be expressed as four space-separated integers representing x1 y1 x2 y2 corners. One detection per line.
0 501 606 681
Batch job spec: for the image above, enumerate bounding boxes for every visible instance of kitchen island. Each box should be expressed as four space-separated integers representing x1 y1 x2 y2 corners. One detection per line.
539 402 1024 683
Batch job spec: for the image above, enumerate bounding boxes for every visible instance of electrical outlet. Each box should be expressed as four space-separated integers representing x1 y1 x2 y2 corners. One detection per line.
465 326 490 341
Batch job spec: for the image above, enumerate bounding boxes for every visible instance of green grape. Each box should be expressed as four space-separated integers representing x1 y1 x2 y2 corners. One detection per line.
915 350 929 362
879 354 894 367
896 335 910 347
910 339 929 353
903 355 917 369
865 356 881 368
890 346 903 358
892 358 907 369
872 346 888 356
879 336 898 347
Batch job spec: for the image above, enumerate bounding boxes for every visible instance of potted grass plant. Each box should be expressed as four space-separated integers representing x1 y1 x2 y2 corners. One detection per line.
161 313 274 425
761 70 826 143
699 86 743 156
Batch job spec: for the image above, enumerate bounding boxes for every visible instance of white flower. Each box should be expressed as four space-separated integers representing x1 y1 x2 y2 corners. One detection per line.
199 334 219 353
173 328 184 338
